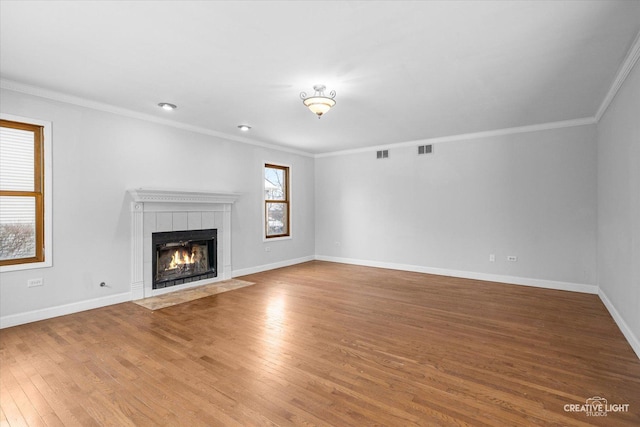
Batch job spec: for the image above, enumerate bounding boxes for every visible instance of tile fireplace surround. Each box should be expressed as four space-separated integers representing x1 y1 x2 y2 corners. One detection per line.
128 189 239 300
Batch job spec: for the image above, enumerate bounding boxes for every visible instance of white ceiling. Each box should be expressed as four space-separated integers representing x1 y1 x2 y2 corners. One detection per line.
1 1 639 154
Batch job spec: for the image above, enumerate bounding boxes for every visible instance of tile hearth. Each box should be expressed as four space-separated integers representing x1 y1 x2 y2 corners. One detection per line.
133 279 255 310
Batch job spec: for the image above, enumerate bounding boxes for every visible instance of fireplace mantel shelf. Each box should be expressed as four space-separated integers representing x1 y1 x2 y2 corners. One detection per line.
129 188 240 205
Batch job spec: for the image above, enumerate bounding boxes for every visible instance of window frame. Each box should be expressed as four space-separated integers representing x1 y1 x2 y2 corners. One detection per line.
263 163 291 240
0 114 53 272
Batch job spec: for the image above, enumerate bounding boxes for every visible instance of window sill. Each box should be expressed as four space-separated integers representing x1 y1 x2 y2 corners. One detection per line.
1 259 52 273
263 235 292 242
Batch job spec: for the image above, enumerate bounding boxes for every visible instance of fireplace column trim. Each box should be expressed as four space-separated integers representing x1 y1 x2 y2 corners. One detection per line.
128 189 239 300
131 202 144 299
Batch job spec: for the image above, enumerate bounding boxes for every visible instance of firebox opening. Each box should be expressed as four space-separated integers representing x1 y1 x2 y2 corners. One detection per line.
152 229 217 289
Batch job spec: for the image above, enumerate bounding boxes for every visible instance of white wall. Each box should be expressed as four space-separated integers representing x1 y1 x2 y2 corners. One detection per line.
1 76 637 360
597 58 640 353
0 89 315 323
315 125 598 288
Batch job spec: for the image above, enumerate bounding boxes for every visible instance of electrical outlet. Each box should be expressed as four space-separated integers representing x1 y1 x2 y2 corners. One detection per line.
507 255 518 262
27 278 44 287
489 254 495 262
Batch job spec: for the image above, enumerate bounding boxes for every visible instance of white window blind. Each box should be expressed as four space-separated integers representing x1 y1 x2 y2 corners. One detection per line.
0 126 35 191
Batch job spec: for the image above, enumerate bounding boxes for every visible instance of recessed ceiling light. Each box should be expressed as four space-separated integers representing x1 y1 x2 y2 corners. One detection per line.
158 102 177 111
237 124 251 131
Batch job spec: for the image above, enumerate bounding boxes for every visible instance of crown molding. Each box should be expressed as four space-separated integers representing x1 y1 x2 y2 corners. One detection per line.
595 30 640 122
315 116 597 158
4 24 638 161
0 79 314 158
317 30 640 159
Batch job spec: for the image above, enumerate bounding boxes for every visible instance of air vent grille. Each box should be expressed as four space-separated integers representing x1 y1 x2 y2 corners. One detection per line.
418 144 433 155
376 150 389 159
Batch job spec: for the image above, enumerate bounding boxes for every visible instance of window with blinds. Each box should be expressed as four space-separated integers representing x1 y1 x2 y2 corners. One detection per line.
0 119 45 265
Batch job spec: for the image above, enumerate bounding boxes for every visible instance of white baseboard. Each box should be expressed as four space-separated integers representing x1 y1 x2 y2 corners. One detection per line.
0 292 132 329
598 289 640 359
316 256 640 359
10 254 637 368
314 255 599 294
2 255 638 360
232 255 315 277
0 255 315 329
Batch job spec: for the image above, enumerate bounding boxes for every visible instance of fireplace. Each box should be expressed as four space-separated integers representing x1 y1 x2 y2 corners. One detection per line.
129 188 238 299
152 229 217 289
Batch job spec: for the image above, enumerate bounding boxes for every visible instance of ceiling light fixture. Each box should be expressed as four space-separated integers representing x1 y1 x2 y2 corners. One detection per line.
158 102 177 111
237 124 251 131
300 85 336 118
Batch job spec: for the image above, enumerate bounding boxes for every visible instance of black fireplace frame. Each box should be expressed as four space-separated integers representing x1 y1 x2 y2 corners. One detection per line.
152 228 217 289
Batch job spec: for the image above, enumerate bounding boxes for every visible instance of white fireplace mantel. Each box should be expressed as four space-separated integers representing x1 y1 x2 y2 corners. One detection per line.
129 188 240 205
128 188 240 300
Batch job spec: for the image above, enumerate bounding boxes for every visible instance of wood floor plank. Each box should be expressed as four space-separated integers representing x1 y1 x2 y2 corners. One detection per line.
0 372 29 427
5 361 61 427
1 261 639 426
0 405 9 427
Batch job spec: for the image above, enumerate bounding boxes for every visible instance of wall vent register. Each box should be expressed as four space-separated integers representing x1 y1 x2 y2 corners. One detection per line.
376 150 389 159
418 144 433 155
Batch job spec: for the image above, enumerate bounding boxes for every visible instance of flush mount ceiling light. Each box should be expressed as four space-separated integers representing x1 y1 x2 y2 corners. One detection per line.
157 102 177 111
237 124 251 131
300 85 336 118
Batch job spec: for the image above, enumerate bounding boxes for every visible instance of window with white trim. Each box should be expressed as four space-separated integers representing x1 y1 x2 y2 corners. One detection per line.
264 164 290 238
0 115 52 270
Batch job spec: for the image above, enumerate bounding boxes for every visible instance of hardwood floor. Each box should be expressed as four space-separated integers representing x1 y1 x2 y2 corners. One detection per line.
1 261 639 426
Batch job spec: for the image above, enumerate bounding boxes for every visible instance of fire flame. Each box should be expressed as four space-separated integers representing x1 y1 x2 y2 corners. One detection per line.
168 249 195 270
